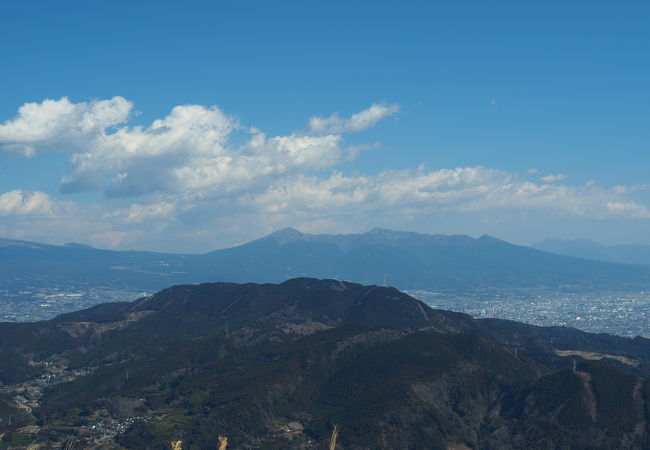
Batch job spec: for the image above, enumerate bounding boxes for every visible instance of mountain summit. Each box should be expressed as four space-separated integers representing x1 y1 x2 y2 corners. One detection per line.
262 226 306 245
199 228 650 290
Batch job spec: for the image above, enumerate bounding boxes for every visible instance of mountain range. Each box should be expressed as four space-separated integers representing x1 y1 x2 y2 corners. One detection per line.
534 238 650 266
2 278 650 448
3 228 650 300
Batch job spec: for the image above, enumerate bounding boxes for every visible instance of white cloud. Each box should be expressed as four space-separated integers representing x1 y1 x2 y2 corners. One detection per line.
1 97 650 251
1 98 381 198
540 173 568 183
612 184 650 194
0 190 55 216
106 201 177 224
171 132 343 197
0 165 648 252
240 167 630 221
0 97 131 157
307 102 399 135
606 201 650 219
60 103 237 196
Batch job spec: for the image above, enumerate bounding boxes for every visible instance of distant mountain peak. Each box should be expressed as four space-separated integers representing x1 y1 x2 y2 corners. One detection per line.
0 237 46 249
271 226 303 236
366 227 403 235
265 227 305 244
63 242 95 249
364 228 420 239
368 227 394 233
477 234 506 244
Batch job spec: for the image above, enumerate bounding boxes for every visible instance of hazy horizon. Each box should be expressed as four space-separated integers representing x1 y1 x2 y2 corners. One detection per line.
2 225 650 256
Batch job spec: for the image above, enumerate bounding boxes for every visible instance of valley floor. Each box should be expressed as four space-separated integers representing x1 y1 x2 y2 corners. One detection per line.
412 289 650 337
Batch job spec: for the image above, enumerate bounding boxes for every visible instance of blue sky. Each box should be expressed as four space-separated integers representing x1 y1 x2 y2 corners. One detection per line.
0 1 648 252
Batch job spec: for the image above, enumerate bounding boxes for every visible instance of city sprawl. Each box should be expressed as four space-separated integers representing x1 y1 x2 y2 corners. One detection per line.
411 289 650 337
2 282 649 338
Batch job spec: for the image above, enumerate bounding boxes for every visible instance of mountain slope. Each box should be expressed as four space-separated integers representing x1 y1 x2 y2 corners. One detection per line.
2 279 650 448
196 228 650 290
534 237 650 265
3 229 650 312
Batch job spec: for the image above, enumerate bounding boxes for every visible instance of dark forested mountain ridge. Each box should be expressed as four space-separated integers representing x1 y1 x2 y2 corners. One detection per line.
2 279 650 448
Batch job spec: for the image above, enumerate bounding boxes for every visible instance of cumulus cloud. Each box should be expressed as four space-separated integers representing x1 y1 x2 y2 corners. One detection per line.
540 173 568 183
241 167 638 221
1 97 384 198
0 190 55 216
1 165 648 252
307 102 399 134
0 97 132 157
612 184 650 194
606 201 650 219
105 201 177 223
1 97 650 251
